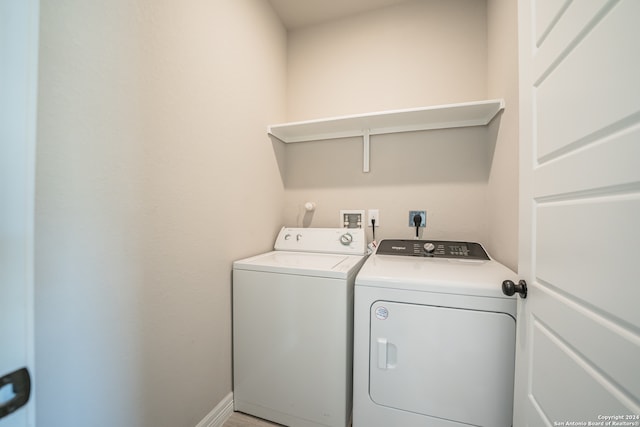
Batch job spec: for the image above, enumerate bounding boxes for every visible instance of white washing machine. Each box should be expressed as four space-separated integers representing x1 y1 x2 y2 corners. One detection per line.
353 239 517 427
233 227 368 427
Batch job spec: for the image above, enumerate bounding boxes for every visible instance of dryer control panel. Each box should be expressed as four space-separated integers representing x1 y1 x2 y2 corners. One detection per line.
376 239 489 260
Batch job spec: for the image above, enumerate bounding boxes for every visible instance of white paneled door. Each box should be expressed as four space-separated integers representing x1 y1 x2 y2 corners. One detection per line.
0 1 38 426
516 0 640 425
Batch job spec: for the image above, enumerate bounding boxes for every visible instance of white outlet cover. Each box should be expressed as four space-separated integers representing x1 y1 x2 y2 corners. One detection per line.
368 209 379 227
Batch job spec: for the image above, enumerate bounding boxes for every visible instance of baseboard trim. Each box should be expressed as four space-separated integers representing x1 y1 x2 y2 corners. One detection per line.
195 392 234 427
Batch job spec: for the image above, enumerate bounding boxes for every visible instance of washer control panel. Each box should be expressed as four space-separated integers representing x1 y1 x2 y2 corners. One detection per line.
376 239 489 260
274 227 367 255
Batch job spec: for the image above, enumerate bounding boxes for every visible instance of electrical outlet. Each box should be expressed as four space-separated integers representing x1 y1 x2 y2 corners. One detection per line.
340 209 365 228
368 209 379 227
408 210 426 227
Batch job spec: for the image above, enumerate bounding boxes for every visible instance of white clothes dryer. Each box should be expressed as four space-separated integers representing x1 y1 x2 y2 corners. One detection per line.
233 227 367 427
353 239 517 427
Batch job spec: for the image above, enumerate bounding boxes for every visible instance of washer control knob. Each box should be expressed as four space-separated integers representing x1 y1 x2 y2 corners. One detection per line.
423 242 436 253
340 233 353 246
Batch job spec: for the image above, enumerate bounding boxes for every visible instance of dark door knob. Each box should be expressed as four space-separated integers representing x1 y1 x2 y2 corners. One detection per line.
0 367 31 419
502 279 528 298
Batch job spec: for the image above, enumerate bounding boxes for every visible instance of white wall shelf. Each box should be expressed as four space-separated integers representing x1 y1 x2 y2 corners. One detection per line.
267 99 504 172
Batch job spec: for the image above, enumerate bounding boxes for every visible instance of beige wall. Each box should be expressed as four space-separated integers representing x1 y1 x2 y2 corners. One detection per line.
486 0 519 270
283 0 498 246
283 127 491 244
33 1 520 425
35 1 286 426
286 0 488 121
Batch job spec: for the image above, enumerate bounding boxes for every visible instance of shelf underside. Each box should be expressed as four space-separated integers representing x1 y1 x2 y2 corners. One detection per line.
268 99 505 143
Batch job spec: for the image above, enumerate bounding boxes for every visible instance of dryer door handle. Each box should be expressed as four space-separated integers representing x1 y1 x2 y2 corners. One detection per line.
376 338 397 369
377 338 388 369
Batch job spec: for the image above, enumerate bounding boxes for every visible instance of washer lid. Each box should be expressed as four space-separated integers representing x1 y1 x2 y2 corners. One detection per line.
355 254 516 299
233 250 366 279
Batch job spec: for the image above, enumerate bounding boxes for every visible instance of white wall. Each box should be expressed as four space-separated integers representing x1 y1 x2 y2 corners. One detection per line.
34 1 286 426
282 0 495 245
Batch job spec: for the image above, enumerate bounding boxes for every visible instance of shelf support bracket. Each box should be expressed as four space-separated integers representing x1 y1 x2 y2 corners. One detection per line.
363 129 370 173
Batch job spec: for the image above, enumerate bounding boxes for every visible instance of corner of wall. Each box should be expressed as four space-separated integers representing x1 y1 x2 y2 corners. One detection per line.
195 393 234 427
486 0 520 271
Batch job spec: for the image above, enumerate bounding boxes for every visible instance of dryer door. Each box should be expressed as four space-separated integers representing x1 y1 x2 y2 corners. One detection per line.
369 301 515 427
